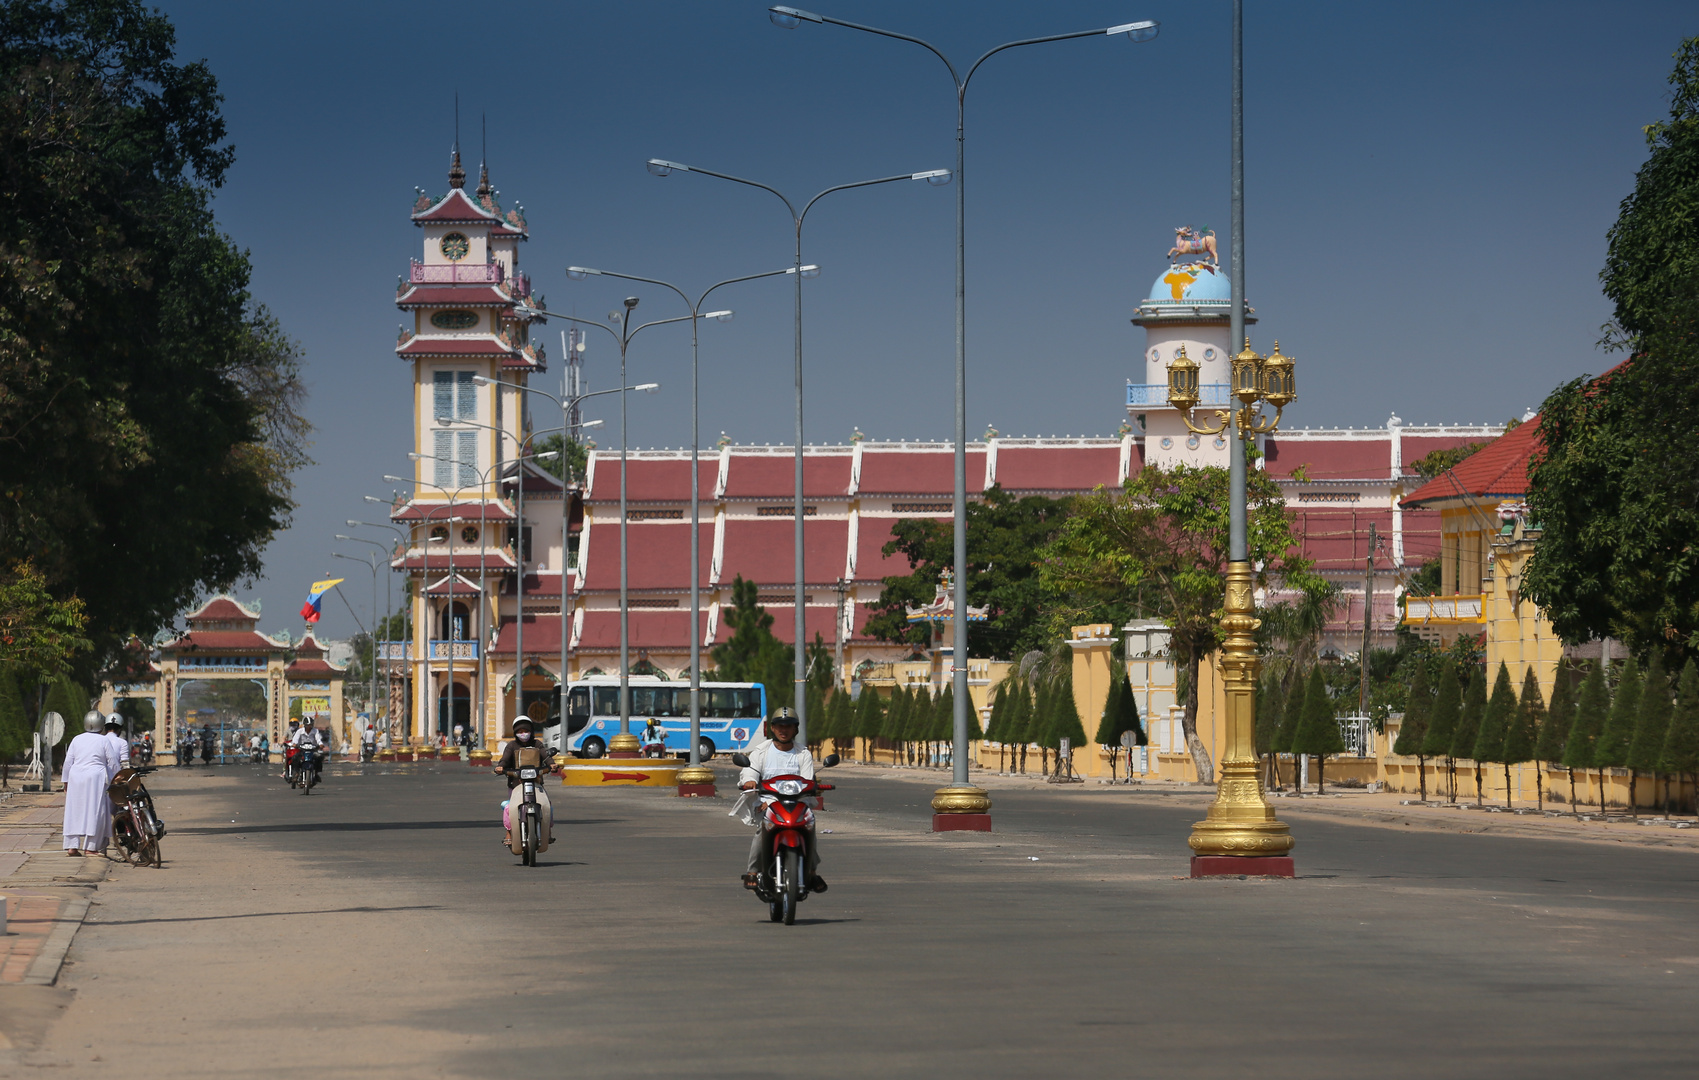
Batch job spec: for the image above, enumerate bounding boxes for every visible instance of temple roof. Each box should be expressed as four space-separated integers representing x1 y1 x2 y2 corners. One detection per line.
1402 418 1542 509
396 285 515 308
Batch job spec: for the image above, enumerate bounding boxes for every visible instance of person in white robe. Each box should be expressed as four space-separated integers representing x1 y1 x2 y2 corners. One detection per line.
102 715 131 769
63 713 124 856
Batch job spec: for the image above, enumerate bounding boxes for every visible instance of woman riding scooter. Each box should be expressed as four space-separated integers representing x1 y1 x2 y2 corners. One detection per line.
496 717 556 852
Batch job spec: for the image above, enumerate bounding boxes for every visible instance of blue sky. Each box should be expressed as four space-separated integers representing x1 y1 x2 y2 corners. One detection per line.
154 0 1694 640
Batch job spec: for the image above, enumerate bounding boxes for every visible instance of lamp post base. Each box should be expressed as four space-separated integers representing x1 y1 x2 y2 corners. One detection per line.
1191 855 1294 878
608 733 641 759
676 764 716 797
931 786 992 832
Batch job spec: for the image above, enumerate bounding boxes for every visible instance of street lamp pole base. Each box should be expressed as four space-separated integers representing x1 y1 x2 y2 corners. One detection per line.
676 764 716 797
607 733 641 759
932 786 992 832
1191 855 1294 878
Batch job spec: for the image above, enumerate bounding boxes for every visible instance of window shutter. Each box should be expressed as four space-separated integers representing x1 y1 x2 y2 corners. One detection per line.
457 431 478 488
433 371 453 419
434 430 453 488
456 371 476 419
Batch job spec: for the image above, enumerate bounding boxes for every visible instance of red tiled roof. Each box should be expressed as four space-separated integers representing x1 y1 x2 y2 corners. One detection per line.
397 336 514 358
510 571 565 598
572 610 711 653
424 573 482 597
396 285 514 308
392 551 515 572
853 519 919 582
723 454 852 499
992 445 1119 492
490 614 567 656
1263 436 1390 481
1399 434 1493 474
1402 419 1543 508
717 518 848 587
413 189 500 224
392 500 515 524
858 449 987 496
585 457 718 503
580 521 714 592
711 605 845 647
163 631 281 652
285 659 339 677
185 597 259 624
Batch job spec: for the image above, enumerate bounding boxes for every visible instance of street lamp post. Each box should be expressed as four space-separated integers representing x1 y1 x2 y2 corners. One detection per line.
346 519 403 732
477 368 666 756
767 5 1157 829
645 158 949 741
1164 0 1296 876
357 504 421 742
333 535 388 729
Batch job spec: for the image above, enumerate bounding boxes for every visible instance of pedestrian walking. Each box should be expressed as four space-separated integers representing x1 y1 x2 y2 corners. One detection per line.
63 712 124 856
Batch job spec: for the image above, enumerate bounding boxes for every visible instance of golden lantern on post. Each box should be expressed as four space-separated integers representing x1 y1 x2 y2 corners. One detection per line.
1163 333 1298 875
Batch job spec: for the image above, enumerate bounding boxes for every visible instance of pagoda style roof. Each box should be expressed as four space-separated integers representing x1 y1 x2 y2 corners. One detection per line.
185 595 261 627
423 573 483 597
391 550 516 573
162 629 286 653
285 632 345 678
391 499 516 524
396 334 514 358
410 187 529 237
396 285 515 308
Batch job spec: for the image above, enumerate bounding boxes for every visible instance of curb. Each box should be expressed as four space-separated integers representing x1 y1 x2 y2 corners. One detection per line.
20 891 92 986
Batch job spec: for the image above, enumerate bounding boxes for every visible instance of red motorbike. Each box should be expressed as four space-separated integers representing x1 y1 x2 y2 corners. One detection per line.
731 752 838 925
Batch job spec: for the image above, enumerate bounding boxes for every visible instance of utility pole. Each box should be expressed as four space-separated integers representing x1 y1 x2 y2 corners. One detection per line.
1359 522 1378 752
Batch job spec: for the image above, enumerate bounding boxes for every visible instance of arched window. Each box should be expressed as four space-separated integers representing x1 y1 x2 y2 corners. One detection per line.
438 601 469 641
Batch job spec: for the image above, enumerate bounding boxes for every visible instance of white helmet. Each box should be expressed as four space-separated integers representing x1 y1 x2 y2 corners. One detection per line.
82 709 102 732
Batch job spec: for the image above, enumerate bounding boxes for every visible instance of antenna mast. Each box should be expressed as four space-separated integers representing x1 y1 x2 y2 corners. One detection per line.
562 329 585 442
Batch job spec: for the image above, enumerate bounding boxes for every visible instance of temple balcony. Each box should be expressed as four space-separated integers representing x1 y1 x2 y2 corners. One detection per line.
1402 594 1484 624
409 259 505 285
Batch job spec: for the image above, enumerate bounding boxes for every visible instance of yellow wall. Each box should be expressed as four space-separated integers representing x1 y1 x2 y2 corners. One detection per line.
1483 521 1563 702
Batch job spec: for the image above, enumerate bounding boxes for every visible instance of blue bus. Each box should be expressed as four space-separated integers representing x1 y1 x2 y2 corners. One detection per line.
554 677 767 759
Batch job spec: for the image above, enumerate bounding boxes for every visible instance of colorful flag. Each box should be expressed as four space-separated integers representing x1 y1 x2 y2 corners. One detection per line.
300 578 344 624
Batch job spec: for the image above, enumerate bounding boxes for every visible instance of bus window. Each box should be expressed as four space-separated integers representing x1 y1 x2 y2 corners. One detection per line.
704 688 736 719
735 689 763 718
593 686 622 717
631 687 673 717
568 687 590 718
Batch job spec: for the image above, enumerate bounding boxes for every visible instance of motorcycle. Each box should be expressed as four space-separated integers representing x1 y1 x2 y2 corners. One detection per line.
133 742 155 767
284 746 318 793
108 766 165 867
251 744 268 765
503 746 553 866
176 739 196 766
730 752 838 925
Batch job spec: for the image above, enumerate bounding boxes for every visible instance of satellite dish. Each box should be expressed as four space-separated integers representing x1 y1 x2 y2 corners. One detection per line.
43 711 67 747
1119 731 1137 750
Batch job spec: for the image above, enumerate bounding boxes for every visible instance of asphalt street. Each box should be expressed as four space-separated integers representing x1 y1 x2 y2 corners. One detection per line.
14 760 1699 1079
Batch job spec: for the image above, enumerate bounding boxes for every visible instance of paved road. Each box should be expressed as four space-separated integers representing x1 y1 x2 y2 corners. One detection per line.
10 761 1699 1079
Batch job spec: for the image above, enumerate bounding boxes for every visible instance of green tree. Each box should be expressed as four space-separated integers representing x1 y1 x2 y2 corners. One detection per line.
1049 673 1087 779
1660 660 1699 815
985 681 1010 771
1274 670 1307 789
1039 462 1322 783
1007 679 1032 774
1409 442 1488 481
0 664 29 786
710 577 794 707
1504 668 1542 808
851 688 884 763
1536 668 1574 808
1596 657 1641 810
1629 654 1674 815
1422 660 1463 802
1254 678 1283 786
1525 41 1699 662
1452 667 1488 805
879 687 909 763
1097 668 1142 781
933 684 956 766
0 3 312 672
0 561 91 676
1393 662 1434 801
40 675 89 730
1563 662 1610 811
865 488 1075 659
1474 663 1517 805
532 433 591 485
1292 667 1343 793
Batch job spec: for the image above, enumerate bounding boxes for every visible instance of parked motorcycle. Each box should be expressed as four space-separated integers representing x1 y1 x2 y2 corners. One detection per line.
503 747 553 866
731 752 838 925
176 738 196 766
108 766 165 867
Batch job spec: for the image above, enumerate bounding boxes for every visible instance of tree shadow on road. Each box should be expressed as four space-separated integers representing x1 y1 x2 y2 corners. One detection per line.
88 904 440 925
176 819 623 836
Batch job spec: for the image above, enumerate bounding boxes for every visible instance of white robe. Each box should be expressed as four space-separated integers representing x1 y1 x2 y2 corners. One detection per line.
63 730 123 850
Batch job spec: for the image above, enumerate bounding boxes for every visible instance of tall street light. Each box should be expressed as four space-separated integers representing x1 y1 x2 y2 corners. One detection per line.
766 5 1157 830
645 158 950 740
333 534 389 727
1164 0 1297 876
550 265 806 789
357 503 421 742
477 363 668 757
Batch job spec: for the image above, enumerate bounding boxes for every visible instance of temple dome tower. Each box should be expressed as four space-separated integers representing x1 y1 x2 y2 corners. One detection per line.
1128 255 1254 469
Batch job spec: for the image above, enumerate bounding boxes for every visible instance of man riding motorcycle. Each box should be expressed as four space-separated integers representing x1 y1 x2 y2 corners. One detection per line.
288 717 326 783
496 717 555 849
739 708 826 894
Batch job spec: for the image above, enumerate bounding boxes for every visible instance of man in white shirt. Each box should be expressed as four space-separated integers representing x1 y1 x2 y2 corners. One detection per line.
102 715 131 770
290 717 326 783
738 708 825 893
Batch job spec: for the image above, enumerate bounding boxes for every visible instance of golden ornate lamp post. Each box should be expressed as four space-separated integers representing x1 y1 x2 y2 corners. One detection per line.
1162 0 1296 877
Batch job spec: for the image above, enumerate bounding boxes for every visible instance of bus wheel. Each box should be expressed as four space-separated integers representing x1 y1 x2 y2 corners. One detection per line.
697 737 715 761
580 736 606 759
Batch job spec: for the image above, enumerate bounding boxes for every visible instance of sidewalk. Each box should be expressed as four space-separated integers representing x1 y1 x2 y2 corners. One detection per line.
833 760 1699 853
0 788 108 988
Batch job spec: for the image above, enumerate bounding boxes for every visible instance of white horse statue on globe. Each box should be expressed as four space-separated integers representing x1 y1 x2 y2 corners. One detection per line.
1167 225 1218 268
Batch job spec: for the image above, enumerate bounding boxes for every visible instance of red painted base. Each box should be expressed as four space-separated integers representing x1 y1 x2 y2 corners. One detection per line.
677 783 717 798
1190 855 1295 878
932 813 993 833
608 750 640 759
395 752 414 762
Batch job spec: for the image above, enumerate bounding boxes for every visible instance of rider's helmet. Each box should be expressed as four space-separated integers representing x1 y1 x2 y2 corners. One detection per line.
301 716 315 727
82 710 102 733
102 713 123 732
768 707 799 734
512 717 536 735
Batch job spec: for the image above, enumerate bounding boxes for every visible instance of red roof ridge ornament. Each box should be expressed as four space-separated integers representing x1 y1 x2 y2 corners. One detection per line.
449 146 465 190
904 568 988 626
